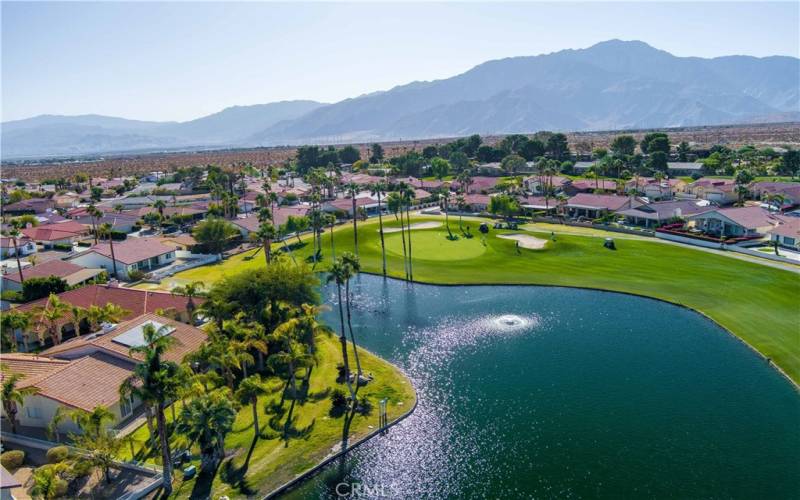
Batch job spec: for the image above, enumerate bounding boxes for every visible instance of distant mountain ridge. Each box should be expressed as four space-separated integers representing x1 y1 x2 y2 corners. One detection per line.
3 40 798 159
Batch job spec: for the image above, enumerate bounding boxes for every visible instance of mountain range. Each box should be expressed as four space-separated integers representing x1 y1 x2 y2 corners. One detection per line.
3 40 798 159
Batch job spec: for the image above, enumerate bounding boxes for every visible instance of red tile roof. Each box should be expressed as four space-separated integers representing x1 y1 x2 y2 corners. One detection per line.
2 260 85 284
21 221 89 242
567 193 642 211
75 238 173 265
769 217 800 239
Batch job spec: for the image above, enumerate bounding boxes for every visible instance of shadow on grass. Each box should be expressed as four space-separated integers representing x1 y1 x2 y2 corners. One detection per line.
219 436 259 496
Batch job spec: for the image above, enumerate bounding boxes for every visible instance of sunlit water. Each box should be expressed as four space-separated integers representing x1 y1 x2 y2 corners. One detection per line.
282 276 800 499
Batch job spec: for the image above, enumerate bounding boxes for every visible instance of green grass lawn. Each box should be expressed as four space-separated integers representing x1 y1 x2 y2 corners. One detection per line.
120 334 415 498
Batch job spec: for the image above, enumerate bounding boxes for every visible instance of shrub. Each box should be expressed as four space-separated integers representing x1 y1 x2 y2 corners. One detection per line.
0 290 23 303
31 464 68 499
52 243 73 251
46 446 69 464
70 458 94 478
22 276 68 302
110 231 127 241
127 269 146 282
1 450 25 469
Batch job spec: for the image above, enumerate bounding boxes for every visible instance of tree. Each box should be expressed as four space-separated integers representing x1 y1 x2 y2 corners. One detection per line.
476 145 503 163
488 194 519 221
501 155 526 175
338 145 360 164
677 141 691 161
340 253 363 378
22 276 68 303
84 303 128 333
97 223 119 278
1 309 30 352
327 260 357 401
170 280 205 321
255 222 276 266
647 151 669 173
734 169 755 206
449 151 469 173
1 220 27 285
400 184 416 280
387 191 408 279
153 199 166 218
345 182 361 258
235 375 268 438
1 366 38 434
430 157 451 180
120 323 182 495
176 388 237 471
30 463 69 499
369 143 384 164
70 406 121 483
546 133 570 161
193 218 239 259
33 294 70 346
464 134 482 157
370 182 388 276
422 145 438 159
780 150 800 176
610 135 637 157
520 139 545 161
641 132 670 155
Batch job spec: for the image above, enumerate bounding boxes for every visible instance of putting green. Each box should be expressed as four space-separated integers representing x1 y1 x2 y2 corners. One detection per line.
382 230 487 261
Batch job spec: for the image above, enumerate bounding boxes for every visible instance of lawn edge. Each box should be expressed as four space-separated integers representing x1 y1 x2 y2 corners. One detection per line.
263 347 418 499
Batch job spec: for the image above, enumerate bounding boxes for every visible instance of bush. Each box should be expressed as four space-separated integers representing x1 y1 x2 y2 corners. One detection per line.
127 269 146 282
0 290 23 303
70 458 94 478
46 446 69 464
1 450 25 469
52 243 73 251
22 276 68 302
110 231 127 241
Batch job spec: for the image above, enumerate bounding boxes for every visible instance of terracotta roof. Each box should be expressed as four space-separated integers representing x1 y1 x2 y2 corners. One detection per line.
1 260 94 284
570 179 619 192
451 176 500 193
74 238 173 265
21 221 88 242
42 313 207 364
463 193 492 205
0 353 71 387
0 235 32 248
689 206 783 230
2 198 55 213
17 284 202 335
517 196 553 208
326 197 376 212
617 200 713 220
567 194 642 211
769 217 800 239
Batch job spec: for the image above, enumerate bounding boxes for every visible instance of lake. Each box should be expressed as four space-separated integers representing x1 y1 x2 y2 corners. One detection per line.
284 275 800 499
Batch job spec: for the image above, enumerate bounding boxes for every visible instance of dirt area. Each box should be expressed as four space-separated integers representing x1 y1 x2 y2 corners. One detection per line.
498 233 548 249
382 222 442 233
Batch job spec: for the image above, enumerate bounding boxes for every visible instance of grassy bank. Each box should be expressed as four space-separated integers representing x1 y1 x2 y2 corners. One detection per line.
120 334 415 498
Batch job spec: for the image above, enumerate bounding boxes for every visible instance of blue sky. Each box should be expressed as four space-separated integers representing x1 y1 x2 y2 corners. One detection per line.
2 2 798 122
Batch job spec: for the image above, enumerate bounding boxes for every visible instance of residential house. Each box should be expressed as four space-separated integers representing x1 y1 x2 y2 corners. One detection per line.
1 260 105 292
517 195 558 214
0 236 36 259
768 218 800 250
617 200 713 228
2 198 56 215
232 205 312 237
21 220 90 248
460 193 492 212
451 176 500 194
626 178 687 200
69 208 140 233
0 313 206 433
565 194 644 219
684 179 738 205
15 284 202 350
750 182 800 208
68 238 176 280
323 196 380 217
523 176 571 195
685 206 783 238
568 179 620 194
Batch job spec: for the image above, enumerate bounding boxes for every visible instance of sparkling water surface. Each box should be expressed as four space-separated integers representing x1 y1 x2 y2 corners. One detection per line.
283 276 800 499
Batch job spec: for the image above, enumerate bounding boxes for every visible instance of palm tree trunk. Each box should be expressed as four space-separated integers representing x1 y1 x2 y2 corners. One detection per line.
145 405 157 449
157 403 173 495
251 398 260 437
406 205 413 280
398 209 409 280
11 238 24 284
351 199 359 258
108 237 119 278
345 280 362 377
377 193 387 276
336 284 356 400
264 240 271 266
330 222 336 260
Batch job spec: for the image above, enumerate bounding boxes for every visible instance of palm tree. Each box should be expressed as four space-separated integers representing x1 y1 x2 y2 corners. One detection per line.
370 181 388 276
327 260 356 401
325 213 337 260
765 192 786 213
340 253 363 378
175 388 237 472
97 223 119 278
34 294 70 346
1 309 31 352
1 220 27 285
542 163 556 213
401 184 416 280
87 204 102 244
46 406 70 442
171 280 205 322
120 323 181 495
345 182 361 257
235 375 268 438
387 191 408 279
440 193 454 239
67 305 87 337
1 366 38 434
70 405 120 483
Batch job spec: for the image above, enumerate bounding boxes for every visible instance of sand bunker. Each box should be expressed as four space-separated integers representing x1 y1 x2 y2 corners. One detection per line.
382 221 442 233
498 233 548 249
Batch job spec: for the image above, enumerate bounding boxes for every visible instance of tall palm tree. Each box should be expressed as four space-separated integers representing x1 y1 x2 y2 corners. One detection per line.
1 366 38 434
175 388 236 472
120 323 181 496
47 406 70 442
387 191 408 279
152 199 167 219
97 223 119 278
235 375 268 438
267 330 312 404
340 253 363 378
1 309 31 352
255 222 276 266
440 193 454 239
401 184 416 280
170 280 205 322
326 261 356 401
325 213 337 260
1 220 27 285
765 193 786 213
33 294 70 346
345 182 360 257
87 204 102 244
370 181 388 276
68 305 87 337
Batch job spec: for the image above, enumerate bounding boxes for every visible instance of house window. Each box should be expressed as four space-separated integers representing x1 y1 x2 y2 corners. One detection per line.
26 406 42 419
785 237 796 246
120 396 135 417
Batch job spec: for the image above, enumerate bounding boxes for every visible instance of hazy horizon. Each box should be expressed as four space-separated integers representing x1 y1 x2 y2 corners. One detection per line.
3 2 799 123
